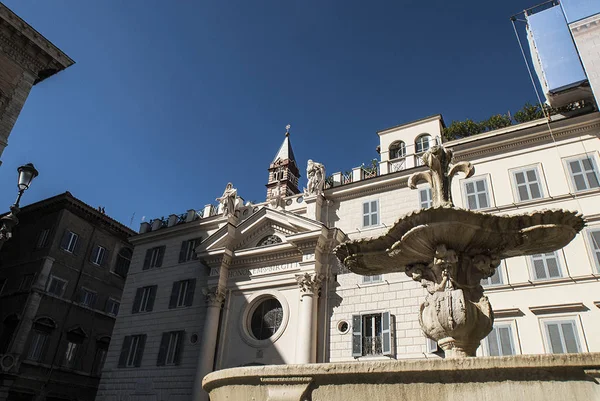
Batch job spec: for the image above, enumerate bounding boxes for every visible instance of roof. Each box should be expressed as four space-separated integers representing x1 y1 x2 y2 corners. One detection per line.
377 114 445 135
271 133 297 166
5 191 136 237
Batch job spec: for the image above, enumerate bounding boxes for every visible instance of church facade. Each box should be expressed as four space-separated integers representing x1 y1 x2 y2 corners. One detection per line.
95 109 600 401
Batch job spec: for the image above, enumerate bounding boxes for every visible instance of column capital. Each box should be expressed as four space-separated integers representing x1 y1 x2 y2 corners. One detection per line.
295 273 324 295
202 286 227 307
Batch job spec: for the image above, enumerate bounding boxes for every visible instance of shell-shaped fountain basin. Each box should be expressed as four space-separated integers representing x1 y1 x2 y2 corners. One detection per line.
334 206 585 276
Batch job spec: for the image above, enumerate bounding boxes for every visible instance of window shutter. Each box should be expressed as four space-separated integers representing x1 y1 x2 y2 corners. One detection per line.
192 238 201 259
352 315 362 357
72 234 81 255
178 241 187 263
185 279 196 306
60 231 70 250
134 335 146 367
90 246 99 263
132 288 143 313
146 286 157 312
174 331 184 365
156 246 166 267
156 332 169 366
103 248 110 267
118 336 132 368
382 311 392 356
143 249 152 270
169 282 179 309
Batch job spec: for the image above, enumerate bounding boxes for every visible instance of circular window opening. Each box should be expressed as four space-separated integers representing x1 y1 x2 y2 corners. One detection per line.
337 320 349 334
250 298 284 340
190 333 199 344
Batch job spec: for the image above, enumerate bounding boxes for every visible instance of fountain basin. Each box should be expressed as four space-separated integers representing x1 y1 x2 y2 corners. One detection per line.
203 353 600 401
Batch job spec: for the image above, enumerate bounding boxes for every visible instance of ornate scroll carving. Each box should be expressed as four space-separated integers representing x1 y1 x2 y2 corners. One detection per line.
295 273 324 295
202 286 226 307
408 145 474 207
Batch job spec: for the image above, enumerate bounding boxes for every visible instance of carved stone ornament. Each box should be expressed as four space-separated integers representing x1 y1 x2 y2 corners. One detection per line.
202 286 227 307
304 159 325 196
334 145 585 357
295 273 324 295
268 182 286 210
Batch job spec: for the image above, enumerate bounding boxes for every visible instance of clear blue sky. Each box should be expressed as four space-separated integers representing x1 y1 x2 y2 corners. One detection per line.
0 0 541 229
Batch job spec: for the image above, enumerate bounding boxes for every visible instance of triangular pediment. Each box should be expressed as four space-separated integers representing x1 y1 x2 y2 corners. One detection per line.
197 207 325 254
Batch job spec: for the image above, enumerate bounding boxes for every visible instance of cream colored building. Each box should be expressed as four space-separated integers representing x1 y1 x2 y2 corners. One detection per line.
95 108 600 401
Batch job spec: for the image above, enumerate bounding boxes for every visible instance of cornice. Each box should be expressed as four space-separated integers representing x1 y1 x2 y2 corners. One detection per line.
230 250 301 267
569 14 600 32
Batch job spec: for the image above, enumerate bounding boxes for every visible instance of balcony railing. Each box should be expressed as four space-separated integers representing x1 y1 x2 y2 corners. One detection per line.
389 157 406 172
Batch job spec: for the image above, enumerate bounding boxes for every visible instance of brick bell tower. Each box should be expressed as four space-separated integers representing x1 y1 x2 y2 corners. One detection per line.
266 124 300 200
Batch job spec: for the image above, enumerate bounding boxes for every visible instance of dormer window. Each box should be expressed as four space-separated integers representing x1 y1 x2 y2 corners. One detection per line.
415 134 432 154
389 141 406 160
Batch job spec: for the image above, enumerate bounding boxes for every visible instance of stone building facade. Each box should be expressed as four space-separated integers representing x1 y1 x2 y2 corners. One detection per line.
0 192 135 401
96 107 600 401
0 3 74 163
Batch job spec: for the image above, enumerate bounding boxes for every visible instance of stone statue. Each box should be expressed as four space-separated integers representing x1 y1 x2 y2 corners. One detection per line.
216 183 237 218
304 159 325 196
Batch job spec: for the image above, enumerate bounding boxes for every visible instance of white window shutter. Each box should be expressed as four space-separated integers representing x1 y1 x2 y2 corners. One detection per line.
381 311 392 356
352 315 362 357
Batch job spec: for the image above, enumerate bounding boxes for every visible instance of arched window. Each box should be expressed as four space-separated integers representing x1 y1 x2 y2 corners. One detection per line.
0 314 19 353
415 134 432 154
27 317 56 362
115 248 133 278
389 141 406 159
256 235 282 247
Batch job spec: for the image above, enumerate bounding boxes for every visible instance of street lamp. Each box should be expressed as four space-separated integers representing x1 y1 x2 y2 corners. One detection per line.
0 163 39 249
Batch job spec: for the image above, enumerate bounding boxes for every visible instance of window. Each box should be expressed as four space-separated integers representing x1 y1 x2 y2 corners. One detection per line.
482 266 503 287
179 238 200 262
132 286 157 313
90 245 108 266
250 298 283 340
60 230 79 253
257 235 283 247
362 200 379 227
46 276 67 297
419 187 433 209
79 288 97 308
426 337 438 353
118 334 146 368
0 278 5 295
352 312 393 357
531 252 562 280
362 275 382 284
105 298 120 316
415 134 431 154
0 314 19 353
157 331 184 366
115 248 132 278
62 341 80 369
463 178 490 210
143 246 165 270
92 337 110 375
512 167 543 201
169 279 196 308
36 229 50 248
588 229 600 272
544 320 581 354
485 323 515 356
19 274 34 291
566 155 600 192
389 141 406 159
28 331 49 362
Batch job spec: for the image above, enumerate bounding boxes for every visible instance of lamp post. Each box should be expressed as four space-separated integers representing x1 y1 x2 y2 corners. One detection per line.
0 163 39 250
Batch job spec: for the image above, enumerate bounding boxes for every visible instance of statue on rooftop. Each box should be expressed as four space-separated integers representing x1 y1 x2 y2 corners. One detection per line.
304 159 326 196
216 183 237 218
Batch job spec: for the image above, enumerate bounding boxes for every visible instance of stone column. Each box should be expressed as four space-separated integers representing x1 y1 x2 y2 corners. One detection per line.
294 273 323 364
191 285 226 401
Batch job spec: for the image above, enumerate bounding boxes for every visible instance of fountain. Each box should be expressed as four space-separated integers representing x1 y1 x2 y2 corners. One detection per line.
335 145 585 357
203 146 600 401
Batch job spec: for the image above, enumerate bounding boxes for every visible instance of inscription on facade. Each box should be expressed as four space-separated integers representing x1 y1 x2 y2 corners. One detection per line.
210 262 299 278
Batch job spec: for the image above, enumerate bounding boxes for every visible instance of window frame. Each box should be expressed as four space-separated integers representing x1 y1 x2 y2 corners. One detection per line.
482 263 504 287
79 287 97 308
36 228 51 249
46 275 68 297
91 245 108 266
419 186 433 209
483 321 518 357
62 341 81 369
585 227 600 273
132 285 157 314
361 275 383 285
389 141 406 160
61 231 79 253
529 251 563 281
143 246 165 270
461 175 493 210
563 153 600 193
540 316 585 354
114 247 133 277
105 298 121 316
362 199 380 228
118 334 147 368
352 311 393 358
19 274 34 291
27 330 49 362
509 164 545 203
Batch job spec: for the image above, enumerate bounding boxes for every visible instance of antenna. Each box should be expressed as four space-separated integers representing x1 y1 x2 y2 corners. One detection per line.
129 212 136 228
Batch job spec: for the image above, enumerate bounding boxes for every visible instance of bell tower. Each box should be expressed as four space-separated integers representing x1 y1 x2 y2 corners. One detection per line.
266 124 300 200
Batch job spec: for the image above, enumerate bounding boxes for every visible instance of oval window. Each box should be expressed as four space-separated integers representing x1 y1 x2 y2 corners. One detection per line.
250 298 284 340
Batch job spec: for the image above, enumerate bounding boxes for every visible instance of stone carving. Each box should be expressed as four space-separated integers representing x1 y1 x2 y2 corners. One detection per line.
408 145 474 207
295 273 324 295
202 286 227 307
268 182 285 210
304 159 325 196
334 144 585 358
216 183 237 218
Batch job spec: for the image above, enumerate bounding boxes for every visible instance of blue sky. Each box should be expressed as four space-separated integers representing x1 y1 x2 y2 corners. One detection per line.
1 0 541 229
